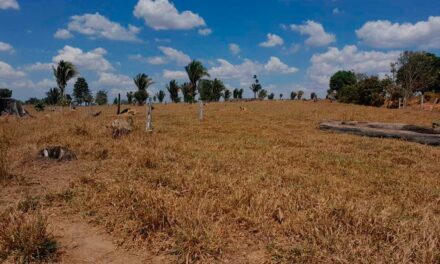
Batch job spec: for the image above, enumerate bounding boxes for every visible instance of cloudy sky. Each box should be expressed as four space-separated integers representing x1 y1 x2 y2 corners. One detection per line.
1 0 440 100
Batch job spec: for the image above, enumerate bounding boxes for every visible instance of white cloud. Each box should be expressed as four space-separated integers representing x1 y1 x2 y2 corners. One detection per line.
163 69 187 80
54 29 73 39
0 41 13 52
133 0 205 30
229 43 240 55
158 46 191 65
95 72 133 87
208 57 297 86
259 33 284 47
198 28 212 36
332 8 340 15
264 56 298 74
290 20 336 47
131 46 191 66
24 62 53 72
52 45 113 72
308 45 400 90
0 0 19 10
147 56 168 65
0 61 25 79
356 16 440 49
67 13 140 41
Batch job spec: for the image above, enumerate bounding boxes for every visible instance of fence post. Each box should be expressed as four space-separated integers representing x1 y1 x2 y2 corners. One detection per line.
117 93 121 115
146 98 153 132
421 94 424 110
199 100 204 121
398 98 402 109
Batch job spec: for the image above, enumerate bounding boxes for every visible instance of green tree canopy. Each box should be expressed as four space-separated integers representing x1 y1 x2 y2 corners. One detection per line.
167 80 181 103
73 77 90 105
0 88 12 98
157 90 166 103
45 88 60 105
329 71 357 97
250 75 262 99
185 60 209 103
95 90 108 105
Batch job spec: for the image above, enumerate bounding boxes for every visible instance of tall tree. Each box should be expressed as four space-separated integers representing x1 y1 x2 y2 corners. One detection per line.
0 88 12 98
211 79 226 101
250 75 262 99
290 91 297 100
73 77 90 105
258 89 267 99
53 60 78 99
396 51 437 98
157 90 166 103
238 89 244 99
224 89 231 101
133 73 154 105
95 90 108 105
297 90 304 100
185 60 209 103
328 71 357 98
126 91 134 105
45 88 60 105
167 80 181 103
181 82 192 103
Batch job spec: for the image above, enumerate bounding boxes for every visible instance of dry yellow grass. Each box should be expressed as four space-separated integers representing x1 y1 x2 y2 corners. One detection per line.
1 101 440 263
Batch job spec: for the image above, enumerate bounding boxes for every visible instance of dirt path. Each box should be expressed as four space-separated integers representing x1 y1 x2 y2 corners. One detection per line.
51 216 149 264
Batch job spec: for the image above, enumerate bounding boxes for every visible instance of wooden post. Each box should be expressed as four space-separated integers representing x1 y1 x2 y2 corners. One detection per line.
117 93 121 115
398 98 402 109
421 94 424 110
199 100 204 121
146 98 153 132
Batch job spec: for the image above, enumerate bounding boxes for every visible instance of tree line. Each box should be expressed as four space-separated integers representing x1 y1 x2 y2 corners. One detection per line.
328 51 440 107
4 57 322 108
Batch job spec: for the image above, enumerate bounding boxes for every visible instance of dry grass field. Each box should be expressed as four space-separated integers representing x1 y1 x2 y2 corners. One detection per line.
1 100 440 263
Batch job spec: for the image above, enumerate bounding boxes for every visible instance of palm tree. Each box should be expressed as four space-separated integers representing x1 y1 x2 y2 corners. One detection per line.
133 73 154 91
53 60 78 99
167 80 181 103
250 75 262 99
133 74 154 105
185 60 209 103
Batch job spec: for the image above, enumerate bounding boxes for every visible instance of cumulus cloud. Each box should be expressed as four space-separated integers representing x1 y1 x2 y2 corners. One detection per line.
0 41 13 52
198 28 212 36
0 61 25 79
356 16 440 49
95 72 133 87
229 43 240 55
163 69 187 79
130 46 191 66
259 33 284 47
52 45 113 72
0 0 19 10
208 57 297 86
290 20 336 47
308 45 400 90
54 29 73 39
133 0 205 30
24 62 53 72
66 13 140 41
264 56 298 74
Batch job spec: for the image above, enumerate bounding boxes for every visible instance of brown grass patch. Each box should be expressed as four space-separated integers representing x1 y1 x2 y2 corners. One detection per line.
0 205 57 263
1 101 440 263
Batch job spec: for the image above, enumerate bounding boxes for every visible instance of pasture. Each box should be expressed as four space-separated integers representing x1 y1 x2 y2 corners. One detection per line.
1 100 439 263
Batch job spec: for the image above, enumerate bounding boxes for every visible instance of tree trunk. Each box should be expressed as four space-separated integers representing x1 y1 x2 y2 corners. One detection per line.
319 121 440 146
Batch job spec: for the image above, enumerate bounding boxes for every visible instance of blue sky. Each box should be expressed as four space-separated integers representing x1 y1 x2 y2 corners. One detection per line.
1 0 440 101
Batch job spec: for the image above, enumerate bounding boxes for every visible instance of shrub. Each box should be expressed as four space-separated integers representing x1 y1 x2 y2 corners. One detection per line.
0 209 57 263
34 101 45 112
